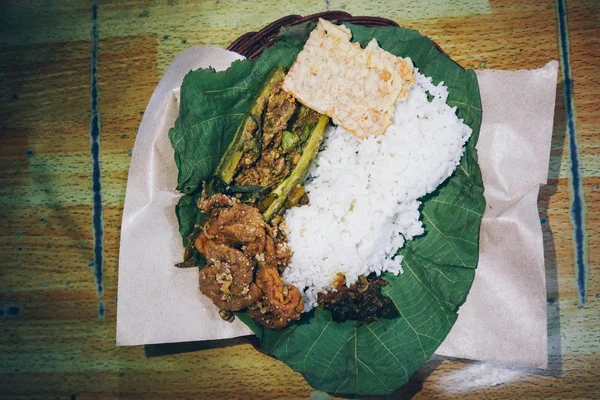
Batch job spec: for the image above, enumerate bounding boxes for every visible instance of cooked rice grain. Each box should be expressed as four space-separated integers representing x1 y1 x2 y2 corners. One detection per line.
283 71 473 310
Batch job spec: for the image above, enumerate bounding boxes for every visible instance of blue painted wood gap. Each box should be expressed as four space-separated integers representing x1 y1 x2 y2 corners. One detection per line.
557 0 588 305
89 1 104 297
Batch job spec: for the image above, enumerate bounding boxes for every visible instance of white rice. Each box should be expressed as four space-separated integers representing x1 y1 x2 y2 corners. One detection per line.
282 71 473 310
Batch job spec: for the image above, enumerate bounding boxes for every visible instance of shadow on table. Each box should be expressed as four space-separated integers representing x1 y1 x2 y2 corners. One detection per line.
144 336 441 399
144 337 251 357
538 81 566 378
357 357 444 400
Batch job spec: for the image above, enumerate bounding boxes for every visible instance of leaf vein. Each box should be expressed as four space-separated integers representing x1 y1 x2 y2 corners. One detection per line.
422 211 467 267
303 319 332 368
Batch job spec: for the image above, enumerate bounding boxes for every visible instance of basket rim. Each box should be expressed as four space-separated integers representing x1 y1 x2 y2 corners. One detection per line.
226 12 399 59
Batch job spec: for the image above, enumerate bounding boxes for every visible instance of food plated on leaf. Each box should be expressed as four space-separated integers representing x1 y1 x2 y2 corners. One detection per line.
169 17 484 395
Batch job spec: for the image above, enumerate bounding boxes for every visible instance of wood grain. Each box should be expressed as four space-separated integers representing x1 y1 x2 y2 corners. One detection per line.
0 0 598 398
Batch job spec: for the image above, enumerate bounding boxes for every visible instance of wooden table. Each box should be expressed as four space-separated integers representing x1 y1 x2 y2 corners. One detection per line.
1 0 598 398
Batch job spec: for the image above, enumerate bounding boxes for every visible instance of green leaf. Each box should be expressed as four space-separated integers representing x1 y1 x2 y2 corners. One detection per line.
235 311 264 339
169 21 484 395
174 192 202 247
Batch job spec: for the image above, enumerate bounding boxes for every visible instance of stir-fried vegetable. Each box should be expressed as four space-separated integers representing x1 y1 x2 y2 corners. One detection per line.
210 67 327 218
184 67 328 270
213 67 285 185
263 115 328 220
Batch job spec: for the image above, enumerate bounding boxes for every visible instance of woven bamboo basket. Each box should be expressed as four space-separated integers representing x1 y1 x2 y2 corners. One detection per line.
227 11 400 59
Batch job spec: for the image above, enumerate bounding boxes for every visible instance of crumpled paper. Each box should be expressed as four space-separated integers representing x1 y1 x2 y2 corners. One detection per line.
436 62 557 368
116 47 557 369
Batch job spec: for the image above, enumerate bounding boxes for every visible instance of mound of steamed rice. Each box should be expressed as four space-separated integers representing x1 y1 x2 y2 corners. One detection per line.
283 70 473 310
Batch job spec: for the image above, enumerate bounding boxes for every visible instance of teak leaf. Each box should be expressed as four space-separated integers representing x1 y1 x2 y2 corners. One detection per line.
169 22 484 395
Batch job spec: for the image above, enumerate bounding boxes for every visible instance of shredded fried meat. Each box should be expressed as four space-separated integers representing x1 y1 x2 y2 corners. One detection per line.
248 267 304 330
195 192 302 329
197 193 267 258
198 242 261 311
